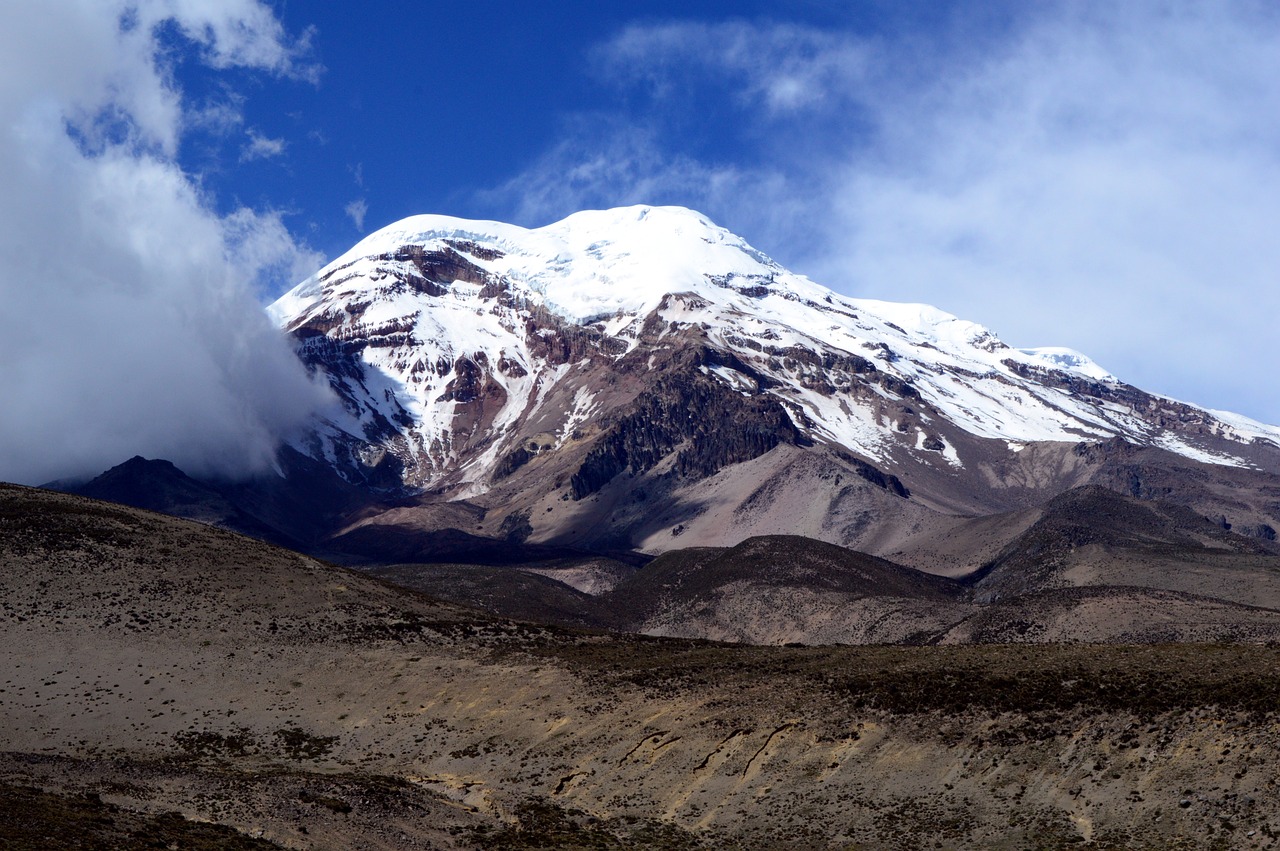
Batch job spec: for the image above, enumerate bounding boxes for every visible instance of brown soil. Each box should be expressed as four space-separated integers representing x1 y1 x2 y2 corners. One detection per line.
5 483 1280 849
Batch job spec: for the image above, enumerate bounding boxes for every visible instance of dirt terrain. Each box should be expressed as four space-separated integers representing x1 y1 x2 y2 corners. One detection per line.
6 483 1280 849
371 500 1280 647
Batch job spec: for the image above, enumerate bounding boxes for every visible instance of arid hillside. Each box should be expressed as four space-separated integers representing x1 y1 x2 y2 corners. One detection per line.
5 483 1280 849
369 501 1280 647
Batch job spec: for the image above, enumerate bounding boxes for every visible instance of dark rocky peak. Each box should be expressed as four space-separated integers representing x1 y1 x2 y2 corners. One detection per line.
382 244 491 291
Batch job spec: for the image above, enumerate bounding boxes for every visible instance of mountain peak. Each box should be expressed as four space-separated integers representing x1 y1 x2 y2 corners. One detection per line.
280 205 787 329
267 207 1280 524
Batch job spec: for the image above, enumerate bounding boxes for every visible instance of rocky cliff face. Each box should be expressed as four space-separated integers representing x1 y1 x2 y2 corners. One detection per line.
266 205 1280 557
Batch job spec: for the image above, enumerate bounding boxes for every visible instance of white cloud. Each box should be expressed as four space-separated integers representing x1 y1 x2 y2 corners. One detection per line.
240 128 287 162
594 20 871 115
188 97 246 135
482 120 735 223
499 5 1280 424
0 0 331 485
816 2 1280 421
493 121 827 269
345 198 368 231
152 0 320 82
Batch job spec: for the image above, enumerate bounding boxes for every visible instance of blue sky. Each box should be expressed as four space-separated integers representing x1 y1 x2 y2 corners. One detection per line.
178 0 936 260
2 1 1279 483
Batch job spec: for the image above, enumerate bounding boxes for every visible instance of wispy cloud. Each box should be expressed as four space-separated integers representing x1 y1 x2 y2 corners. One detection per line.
344 198 368 231
489 3 1280 423
0 0 330 485
188 96 246 135
484 120 737 220
240 128 287 162
593 20 872 115
816 3 1280 418
158 0 322 83
480 118 822 262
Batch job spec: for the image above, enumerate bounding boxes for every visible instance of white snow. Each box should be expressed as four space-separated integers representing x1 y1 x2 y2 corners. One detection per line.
701 364 758 395
1018 347 1115 381
557 387 598 448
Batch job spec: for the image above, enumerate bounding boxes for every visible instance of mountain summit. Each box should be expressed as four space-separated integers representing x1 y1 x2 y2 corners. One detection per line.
266 205 1279 559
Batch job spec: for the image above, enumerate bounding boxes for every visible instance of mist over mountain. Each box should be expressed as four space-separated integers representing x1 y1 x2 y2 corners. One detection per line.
0 1 329 487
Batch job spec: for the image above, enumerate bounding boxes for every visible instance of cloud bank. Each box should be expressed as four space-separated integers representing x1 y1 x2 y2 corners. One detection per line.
493 2 1280 424
0 1 331 485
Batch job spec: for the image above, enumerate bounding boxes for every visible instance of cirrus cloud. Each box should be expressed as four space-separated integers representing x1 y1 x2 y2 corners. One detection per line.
239 128 287 162
593 20 873 115
818 2 1280 419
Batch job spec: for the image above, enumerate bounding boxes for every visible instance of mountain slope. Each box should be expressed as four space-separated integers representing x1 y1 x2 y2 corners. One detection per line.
352 521 1280 647
266 205 1280 557
602 534 972 644
73 456 302 549
969 485 1280 606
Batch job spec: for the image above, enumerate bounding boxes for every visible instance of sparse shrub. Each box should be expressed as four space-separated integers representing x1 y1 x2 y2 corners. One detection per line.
274 726 337 760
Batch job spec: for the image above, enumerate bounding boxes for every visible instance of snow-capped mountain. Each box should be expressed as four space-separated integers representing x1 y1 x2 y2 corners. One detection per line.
268 205 1280 555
